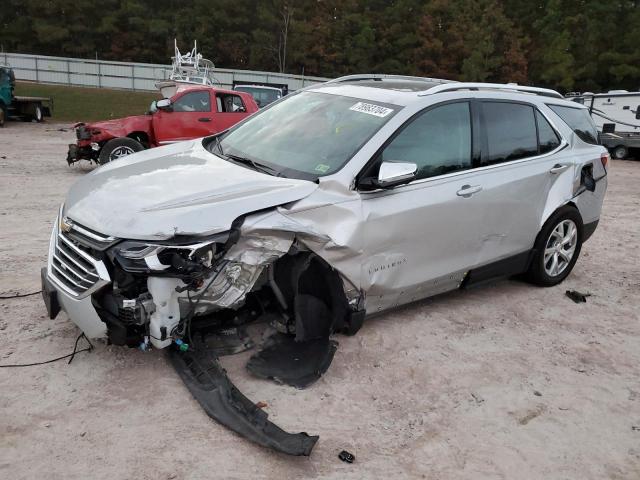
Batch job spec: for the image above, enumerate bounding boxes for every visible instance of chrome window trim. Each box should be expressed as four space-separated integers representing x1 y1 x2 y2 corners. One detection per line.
360 140 568 195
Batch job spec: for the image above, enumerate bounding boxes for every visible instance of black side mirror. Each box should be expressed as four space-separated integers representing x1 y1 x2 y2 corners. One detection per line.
635 105 640 119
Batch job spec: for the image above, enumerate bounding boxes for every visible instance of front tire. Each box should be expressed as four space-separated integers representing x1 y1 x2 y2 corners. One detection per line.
98 137 144 164
0 103 6 127
526 206 583 286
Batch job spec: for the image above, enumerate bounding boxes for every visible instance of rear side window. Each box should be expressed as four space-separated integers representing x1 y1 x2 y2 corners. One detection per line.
216 94 246 113
482 102 538 165
536 111 561 154
547 105 599 145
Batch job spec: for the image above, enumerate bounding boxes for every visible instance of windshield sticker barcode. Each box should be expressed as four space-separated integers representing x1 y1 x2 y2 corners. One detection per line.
349 102 394 118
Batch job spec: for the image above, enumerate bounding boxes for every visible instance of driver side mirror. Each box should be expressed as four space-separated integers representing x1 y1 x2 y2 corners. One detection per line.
376 161 417 188
359 161 417 190
156 98 172 111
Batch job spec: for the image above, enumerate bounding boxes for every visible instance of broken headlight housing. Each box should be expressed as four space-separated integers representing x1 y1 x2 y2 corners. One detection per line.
110 233 229 279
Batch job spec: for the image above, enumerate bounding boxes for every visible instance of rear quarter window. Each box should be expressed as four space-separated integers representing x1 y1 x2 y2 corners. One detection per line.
536 111 561 154
547 104 599 145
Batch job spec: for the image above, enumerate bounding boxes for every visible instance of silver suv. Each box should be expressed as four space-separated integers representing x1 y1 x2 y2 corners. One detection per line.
41 74 608 455
42 74 608 349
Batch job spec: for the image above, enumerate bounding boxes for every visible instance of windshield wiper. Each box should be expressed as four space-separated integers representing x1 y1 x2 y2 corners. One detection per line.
225 153 280 176
213 135 224 155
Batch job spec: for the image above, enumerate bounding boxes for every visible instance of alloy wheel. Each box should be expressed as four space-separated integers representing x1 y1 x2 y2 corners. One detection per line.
109 146 135 161
543 219 578 277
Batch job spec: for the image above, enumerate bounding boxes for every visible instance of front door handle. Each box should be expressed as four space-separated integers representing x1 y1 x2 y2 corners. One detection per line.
550 163 570 174
456 184 483 198
198 117 212 122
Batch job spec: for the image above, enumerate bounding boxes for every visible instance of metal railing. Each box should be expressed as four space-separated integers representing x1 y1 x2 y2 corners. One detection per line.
2 52 330 92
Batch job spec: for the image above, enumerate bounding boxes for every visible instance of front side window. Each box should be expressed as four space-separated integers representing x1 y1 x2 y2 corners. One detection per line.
216 91 399 179
483 102 538 165
536 111 561 154
380 102 472 180
173 91 211 112
548 104 599 145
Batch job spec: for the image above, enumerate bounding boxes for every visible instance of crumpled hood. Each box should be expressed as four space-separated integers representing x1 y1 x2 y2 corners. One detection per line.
81 115 149 132
63 140 318 240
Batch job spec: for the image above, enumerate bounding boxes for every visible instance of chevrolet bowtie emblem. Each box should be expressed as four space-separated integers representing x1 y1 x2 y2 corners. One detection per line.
60 216 73 233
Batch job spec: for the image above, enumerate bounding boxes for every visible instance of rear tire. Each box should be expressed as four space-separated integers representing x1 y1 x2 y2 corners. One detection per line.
526 205 583 286
98 137 144 164
0 103 6 127
612 145 628 160
32 105 43 123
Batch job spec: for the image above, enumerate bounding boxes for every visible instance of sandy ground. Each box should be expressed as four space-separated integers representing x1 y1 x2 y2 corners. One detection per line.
0 122 639 480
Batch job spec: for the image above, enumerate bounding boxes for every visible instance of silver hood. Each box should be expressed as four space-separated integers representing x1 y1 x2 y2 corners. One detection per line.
63 140 318 240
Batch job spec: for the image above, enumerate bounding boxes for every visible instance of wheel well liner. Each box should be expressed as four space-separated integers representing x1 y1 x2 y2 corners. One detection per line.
273 253 350 340
127 131 149 147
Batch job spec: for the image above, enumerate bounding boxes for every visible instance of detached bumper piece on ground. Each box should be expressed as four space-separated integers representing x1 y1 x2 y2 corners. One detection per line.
169 342 319 456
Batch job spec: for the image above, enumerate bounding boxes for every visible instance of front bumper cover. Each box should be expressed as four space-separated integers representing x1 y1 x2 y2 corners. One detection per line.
169 345 318 456
43 218 109 338
67 143 95 165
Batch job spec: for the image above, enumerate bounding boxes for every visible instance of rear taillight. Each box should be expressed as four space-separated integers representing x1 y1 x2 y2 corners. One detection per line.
600 152 610 170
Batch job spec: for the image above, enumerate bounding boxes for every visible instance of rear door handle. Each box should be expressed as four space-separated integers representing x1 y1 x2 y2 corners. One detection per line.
550 163 570 174
456 184 483 197
198 117 212 122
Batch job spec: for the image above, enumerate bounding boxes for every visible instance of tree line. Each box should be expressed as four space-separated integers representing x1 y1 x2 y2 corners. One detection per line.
1 0 639 93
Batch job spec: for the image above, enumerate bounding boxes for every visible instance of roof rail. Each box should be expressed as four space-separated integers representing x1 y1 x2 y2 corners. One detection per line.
326 74 452 85
419 82 563 99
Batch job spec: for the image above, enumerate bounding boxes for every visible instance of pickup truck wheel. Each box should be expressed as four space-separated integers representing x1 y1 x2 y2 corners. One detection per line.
0 104 6 127
525 206 583 287
612 145 628 160
98 137 144 164
32 105 43 123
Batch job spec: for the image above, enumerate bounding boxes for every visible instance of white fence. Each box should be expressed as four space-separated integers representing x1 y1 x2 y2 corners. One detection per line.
1 52 330 92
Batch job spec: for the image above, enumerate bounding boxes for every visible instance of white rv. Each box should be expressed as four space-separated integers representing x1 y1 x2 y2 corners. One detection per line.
567 90 640 159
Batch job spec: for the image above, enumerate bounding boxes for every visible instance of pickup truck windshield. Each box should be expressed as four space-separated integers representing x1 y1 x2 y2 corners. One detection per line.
215 91 399 179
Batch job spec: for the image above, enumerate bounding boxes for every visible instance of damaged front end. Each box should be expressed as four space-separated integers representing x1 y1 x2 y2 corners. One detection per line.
43 209 362 455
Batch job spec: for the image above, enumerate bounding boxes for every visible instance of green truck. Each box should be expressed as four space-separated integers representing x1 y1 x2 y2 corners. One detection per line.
0 63 52 127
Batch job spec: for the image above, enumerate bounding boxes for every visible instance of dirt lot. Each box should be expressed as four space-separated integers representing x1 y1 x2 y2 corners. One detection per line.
1 122 639 480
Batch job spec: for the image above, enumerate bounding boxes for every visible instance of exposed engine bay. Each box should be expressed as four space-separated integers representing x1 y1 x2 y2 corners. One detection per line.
92 221 362 351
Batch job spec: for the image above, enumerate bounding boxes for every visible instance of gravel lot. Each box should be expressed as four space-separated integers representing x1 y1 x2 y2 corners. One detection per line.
1 122 639 480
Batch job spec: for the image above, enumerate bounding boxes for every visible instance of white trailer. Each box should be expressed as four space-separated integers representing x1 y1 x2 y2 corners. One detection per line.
567 90 640 159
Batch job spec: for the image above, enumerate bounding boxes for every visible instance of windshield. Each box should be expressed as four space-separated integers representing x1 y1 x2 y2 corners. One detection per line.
235 86 281 106
215 91 399 179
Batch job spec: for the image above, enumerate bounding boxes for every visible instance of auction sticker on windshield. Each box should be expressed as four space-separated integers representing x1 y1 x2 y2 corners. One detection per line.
349 102 394 118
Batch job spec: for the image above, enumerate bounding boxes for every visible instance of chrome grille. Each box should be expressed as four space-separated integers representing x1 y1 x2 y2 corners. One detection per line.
48 217 111 298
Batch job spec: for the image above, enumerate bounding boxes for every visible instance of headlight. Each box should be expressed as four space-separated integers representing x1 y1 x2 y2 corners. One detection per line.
111 234 228 276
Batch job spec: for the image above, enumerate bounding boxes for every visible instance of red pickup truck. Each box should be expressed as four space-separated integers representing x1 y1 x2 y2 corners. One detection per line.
67 85 258 165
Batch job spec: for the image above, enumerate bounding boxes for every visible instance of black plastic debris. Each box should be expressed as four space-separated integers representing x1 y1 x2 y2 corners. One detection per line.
566 290 591 303
339 450 355 463
202 326 254 356
247 332 338 389
169 345 318 456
